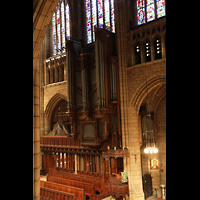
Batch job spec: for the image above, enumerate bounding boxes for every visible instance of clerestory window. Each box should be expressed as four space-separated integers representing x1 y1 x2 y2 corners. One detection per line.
52 0 70 56
137 0 165 26
86 0 115 44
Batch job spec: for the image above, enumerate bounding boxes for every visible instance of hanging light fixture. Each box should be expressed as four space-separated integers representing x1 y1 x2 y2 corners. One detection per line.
143 45 158 154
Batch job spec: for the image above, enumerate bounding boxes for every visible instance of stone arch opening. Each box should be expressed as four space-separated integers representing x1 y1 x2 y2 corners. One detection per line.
131 75 166 115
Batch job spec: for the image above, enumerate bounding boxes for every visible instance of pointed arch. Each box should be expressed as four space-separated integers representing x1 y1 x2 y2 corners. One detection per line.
130 75 166 114
45 93 68 119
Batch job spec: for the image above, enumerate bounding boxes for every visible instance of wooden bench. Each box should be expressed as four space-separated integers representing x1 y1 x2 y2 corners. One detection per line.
40 180 86 200
48 176 95 194
49 170 103 193
49 169 103 190
40 186 76 200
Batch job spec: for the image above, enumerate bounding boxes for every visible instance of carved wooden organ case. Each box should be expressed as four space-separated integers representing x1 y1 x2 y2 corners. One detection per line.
65 28 121 150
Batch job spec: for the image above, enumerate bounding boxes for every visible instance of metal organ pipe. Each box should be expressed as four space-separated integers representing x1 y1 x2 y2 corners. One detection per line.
66 49 74 111
95 39 105 108
95 39 101 108
81 69 88 110
110 63 117 101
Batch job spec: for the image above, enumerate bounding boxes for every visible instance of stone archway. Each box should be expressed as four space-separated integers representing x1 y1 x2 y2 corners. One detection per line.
44 93 68 135
33 1 60 199
130 75 166 115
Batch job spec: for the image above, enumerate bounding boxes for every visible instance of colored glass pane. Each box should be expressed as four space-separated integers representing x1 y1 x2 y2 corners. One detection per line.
104 0 110 30
137 0 145 25
52 13 57 56
86 0 92 44
156 0 165 18
92 0 97 42
66 4 70 37
110 0 115 32
146 0 155 22
98 0 103 28
57 7 61 54
61 1 65 51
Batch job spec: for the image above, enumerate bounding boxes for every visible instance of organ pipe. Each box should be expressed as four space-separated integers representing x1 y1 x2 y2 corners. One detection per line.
81 69 88 110
110 63 117 101
95 39 105 108
66 49 74 111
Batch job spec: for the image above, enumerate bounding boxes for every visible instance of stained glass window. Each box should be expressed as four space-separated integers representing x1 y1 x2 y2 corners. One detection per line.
86 0 92 44
110 0 115 33
92 0 97 42
156 0 165 18
66 4 70 38
98 0 104 28
52 13 57 56
57 5 61 54
86 0 115 44
137 0 165 26
61 1 65 52
146 0 155 22
137 0 145 25
52 0 70 56
104 0 110 30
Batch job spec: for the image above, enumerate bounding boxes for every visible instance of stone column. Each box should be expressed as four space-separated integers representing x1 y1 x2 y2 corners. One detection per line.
33 57 40 200
44 61 47 85
115 0 144 199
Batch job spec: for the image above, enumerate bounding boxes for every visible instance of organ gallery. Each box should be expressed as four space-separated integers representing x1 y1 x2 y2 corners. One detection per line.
33 0 166 199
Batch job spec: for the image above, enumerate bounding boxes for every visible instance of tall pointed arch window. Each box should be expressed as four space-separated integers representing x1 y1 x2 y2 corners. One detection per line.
86 0 115 44
137 0 165 25
52 0 70 56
